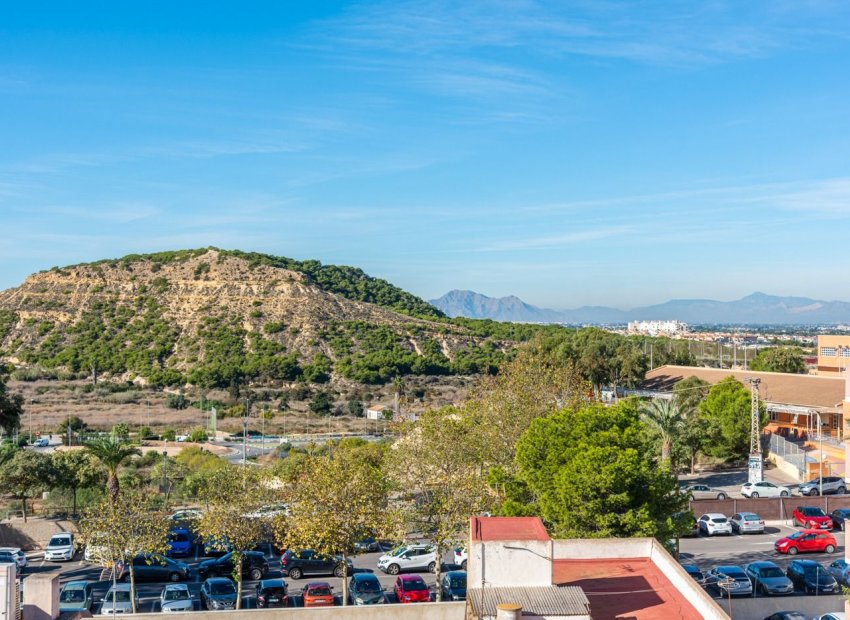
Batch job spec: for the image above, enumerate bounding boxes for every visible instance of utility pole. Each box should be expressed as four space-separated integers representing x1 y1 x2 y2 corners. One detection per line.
747 378 763 483
243 398 250 469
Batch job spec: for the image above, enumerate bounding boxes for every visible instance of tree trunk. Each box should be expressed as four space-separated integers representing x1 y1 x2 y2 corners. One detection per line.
434 542 442 602
107 473 119 503
72 486 78 518
341 552 349 605
236 555 243 610
129 562 138 614
21 497 27 523
661 439 671 463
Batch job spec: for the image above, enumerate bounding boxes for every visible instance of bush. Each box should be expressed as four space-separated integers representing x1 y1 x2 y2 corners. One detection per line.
189 427 208 442
166 394 189 410
309 391 333 416
161 428 177 441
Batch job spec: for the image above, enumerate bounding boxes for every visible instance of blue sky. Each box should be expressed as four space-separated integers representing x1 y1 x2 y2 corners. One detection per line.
3 1 850 309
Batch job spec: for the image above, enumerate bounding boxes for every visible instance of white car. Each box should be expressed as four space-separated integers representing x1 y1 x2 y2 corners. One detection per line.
0 547 26 569
697 513 732 536
377 544 439 575
454 546 467 570
160 583 193 613
740 481 791 498
44 533 75 562
169 509 202 523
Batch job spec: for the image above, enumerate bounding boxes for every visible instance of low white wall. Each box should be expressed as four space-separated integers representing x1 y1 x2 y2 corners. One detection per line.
766 453 803 482
470 540 553 589
131 602 465 620
648 539 728 620
552 537 653 560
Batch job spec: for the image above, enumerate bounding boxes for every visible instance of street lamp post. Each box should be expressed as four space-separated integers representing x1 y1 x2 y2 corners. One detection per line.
814 411 824 497
29 399 33 444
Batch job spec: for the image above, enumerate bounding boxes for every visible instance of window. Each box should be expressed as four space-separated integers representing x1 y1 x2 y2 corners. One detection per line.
840 349 850 358
822 347 836 357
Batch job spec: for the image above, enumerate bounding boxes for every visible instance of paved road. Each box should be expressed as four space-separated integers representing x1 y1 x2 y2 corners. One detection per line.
680 525 845 619
23 546 457 612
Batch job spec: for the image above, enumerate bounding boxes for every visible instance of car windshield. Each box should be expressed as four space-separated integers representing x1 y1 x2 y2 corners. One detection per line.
50 537 71 546
389 546 408 557
803 507 826 517
357 580 381 593
743 515 760 521
60 590 85 602
450 577 466 588
164 589 190 601
405 580 428 591
787 532 804 540
310 586 332 596
210 582 236 595
106 591 131 602
759 567 784 578
263 586 287 596
711 518 727 523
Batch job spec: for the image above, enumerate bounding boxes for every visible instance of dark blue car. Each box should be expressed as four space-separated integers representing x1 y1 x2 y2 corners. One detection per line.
440 570 466 601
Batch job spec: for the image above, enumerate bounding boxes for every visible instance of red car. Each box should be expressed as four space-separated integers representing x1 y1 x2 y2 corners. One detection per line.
793 506 833 530
302 582 335 608
394 574 430 603
774 529 837 555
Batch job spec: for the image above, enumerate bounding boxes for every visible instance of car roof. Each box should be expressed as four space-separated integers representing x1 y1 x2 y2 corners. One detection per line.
747 561 779 568
0 547 21 553
205 577 233 584
714 565 745 573
791 559 820 566
444 570 466 577
352 573 379 581
737 512 759 517
62 581 90 588
306 581 331 588
399 574 426 581
703 513 727 518
164 583 189 589
260 579 286 587
108 584 132 591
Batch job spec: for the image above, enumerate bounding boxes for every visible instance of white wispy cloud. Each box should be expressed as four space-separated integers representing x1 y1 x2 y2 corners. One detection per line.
473 225 632 252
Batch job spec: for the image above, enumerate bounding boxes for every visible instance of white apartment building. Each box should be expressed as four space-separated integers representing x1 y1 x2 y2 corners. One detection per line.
627 320 688 337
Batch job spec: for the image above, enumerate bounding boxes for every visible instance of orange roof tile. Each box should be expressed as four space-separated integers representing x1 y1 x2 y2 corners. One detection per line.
470 516 551 542
553 558 702 620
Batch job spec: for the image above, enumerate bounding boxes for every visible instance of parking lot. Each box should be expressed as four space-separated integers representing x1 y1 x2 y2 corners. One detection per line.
23 547 458 612
681 524 846 620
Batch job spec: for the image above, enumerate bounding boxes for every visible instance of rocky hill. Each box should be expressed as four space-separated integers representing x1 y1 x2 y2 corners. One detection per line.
0 249 519 388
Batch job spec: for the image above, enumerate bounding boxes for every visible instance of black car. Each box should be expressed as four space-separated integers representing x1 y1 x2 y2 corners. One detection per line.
255 578 288 608
280 549 352 580
119 554 190 582
785 559 838 594
198 551 269 581
831 508 850 531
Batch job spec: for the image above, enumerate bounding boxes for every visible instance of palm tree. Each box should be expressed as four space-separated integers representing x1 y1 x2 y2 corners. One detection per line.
640 398 684 464
84 436 140 502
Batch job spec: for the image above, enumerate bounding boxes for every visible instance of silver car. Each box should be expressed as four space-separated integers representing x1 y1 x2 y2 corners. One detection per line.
828 559 850 586
799 476 846 496
731 512 765 534
682 484 728 500
160 583 193 613
99 584 139 615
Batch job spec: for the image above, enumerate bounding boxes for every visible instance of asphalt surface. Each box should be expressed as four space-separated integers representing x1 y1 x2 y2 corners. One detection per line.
23 546 458 613
680 524 846 620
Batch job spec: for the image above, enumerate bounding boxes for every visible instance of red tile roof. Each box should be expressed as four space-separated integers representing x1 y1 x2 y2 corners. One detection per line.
552 558 702 620
470 516 551 542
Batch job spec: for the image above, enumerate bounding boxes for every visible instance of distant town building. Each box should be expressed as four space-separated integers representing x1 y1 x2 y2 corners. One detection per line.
627 320 688 337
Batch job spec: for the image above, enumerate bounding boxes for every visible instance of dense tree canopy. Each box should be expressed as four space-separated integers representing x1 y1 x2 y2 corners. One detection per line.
0 364 23 435
504 401 686 540
699 377 767 460
749 347 806 374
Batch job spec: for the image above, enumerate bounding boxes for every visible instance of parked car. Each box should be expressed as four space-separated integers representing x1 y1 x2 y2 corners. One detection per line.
280 549 351 579
775 529 837 555
166 528 194 558
740 481 791 498
349 573 385 605
377 544 439 574
255 578 288 608
59 581 94 612
198 550 268 581
828 559 850 586
394 574 431 603
730 512 765 534
200 577 237 611
681 564 704 582
159 583 194 613
799 476 846 496
99 584 139 615
253 542 283 561
440 570 467 601
454 546 468 569
0 548 26 570
32 438 49 448
302 581 335 608
786 559 839 594
706 565 753 597
202 535 231 558
169 509 202 523
744 561 794 596
764 613 808 620
830 508 850 531
814 614 846 620
0 552 19 570
697 513 732 536
793 506 833 529
119 554 191 582
44 533 75 562
682 484 728 500
354 538 393 553
675 512 700 538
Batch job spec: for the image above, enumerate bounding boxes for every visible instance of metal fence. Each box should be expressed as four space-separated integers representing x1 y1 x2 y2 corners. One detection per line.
768 433 808 478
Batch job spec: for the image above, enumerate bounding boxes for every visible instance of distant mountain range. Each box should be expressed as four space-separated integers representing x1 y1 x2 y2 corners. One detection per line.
429 290 850 325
